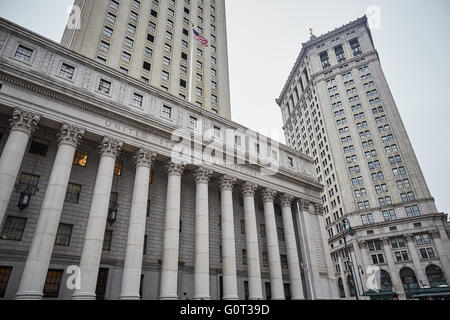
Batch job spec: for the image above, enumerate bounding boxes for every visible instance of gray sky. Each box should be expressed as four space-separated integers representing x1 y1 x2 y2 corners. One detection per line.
0 0 449 218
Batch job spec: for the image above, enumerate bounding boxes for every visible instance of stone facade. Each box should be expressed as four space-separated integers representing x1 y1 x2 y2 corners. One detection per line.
0 18 337 300
61 0 232 119
277 16 450 299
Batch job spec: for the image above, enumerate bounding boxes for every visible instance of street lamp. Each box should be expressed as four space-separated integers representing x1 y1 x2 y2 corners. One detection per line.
341 218 359 300
17 186 33 211
108 202 118 226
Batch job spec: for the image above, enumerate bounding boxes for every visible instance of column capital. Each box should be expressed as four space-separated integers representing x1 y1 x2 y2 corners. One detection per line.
429 229 440 239
57 123 85 148
261 188 277 203
218 175 236 191
166 160 185 177
9 108 41 135
99 137 123 158
241 182 258 198
135 148 157 168
193 167 213 184
299 199 310 211
314 203 324 216
279 193 294 207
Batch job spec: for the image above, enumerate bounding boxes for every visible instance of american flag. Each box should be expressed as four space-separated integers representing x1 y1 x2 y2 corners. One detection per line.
193 29 209 47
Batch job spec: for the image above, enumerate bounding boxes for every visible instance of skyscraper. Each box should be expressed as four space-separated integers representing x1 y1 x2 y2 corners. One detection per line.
277 16 450 300
62 0 231 119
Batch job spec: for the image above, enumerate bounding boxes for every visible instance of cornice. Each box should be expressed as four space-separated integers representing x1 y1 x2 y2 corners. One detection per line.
277 16 368 103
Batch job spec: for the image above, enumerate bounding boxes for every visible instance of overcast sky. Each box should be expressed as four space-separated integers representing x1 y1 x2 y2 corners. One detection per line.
0 0 449 218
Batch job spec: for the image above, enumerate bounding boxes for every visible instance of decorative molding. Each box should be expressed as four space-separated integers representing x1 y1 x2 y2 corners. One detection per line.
299 199 310 211
314 203 325 216
279 194 294 208
166 161 185 177
0 72 172 140
57 123 85 148
135 148 157 168
193 167 213 185
218 175 236 191
261 188 277 203
9 108 41 135
241 182 258 198
99 137 123 158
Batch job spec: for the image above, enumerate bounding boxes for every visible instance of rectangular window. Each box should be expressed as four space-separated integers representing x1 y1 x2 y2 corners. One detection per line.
55 223 73 246
132 93 143 107
350 38 362 56
29 138 49 157
59 63 75 79
65 183 81 203
334 45 346 63
122 51 132 62
100 41 110 52
213 126 221 139
96 268 109 300
262 252 269 267
73 150 88 167
242 249 247 265
189 116 198 129
98 79 111 94
320 51 330 69
106 12 116 23
162 105 172 119
16 173 39 195
14 45 33 62
103 26 113 38
0 267 12 297
281 255 288 269
43 269 64 298
103 230 112 251
1 216 26 241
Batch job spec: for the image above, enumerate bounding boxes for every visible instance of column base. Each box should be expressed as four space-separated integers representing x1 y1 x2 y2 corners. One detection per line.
271 296 286 300
193 296 211 300
159 294 178 300
291 296 305 300
249 296 264 300
72 292 97 300
15 290 43 300
119 293 141 300
222 295 239 300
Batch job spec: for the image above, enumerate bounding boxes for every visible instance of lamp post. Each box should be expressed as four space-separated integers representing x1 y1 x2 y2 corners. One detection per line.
341 218 359 300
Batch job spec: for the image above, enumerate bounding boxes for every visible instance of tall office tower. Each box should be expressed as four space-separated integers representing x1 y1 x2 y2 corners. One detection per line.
61 0 231 119
277 16 450 300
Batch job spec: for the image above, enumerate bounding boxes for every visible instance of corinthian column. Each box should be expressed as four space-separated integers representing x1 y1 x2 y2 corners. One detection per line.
0 109 40 225
159 161 185 300
15 124 84 300
120 149 157 300
219 175 238 300
261 188 284 300
72 137 123 300
279 194 305 300
241 182 263 300
193 167 213 300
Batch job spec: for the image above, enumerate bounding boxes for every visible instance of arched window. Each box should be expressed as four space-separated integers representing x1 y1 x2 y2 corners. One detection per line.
400 267 419 299
379 270 393 292
426 265 447 288
338 278 346 298
347 275 356 297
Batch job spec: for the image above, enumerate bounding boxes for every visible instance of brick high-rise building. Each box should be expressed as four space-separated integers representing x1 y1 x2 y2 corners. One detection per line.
277 16 450 300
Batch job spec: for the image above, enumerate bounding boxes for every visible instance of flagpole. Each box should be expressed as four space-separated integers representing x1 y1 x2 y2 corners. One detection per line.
188 23 195 103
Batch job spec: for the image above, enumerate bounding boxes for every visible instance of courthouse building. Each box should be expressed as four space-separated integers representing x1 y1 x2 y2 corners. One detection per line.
277 16 450 299
0 0 338 301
